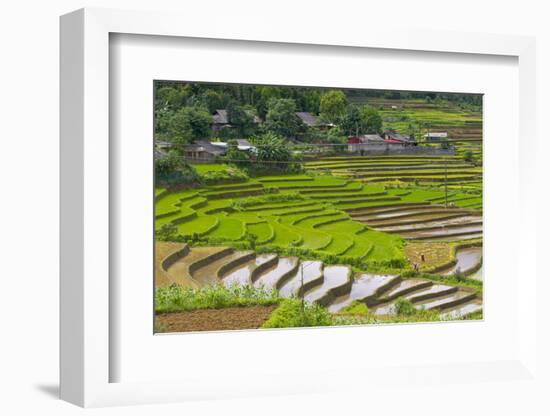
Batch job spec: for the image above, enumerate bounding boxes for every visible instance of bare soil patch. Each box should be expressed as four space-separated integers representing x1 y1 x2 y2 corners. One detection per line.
156 305 277 333
405 241 454 272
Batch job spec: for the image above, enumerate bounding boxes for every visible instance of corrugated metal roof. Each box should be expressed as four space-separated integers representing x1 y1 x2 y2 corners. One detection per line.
187 140 226 155
295 112 318 127
212 109 229 124
424 132 448 138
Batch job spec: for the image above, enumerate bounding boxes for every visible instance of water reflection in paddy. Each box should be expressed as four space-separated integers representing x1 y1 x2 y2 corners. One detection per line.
443 247 482 276
278 260 323 298
328 274 396 312
254 257 298 290
222 254 276 287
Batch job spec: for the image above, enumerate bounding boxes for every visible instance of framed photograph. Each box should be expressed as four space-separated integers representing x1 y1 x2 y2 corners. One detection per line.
60 7 542 409
152 79 484 335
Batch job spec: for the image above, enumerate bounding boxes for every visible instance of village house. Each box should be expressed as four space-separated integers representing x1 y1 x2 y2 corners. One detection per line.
154 139 172 152
211 109 230 135
184 138 257 162
211 109 261 135
346 132 427 154
423 132 448 142
382 131 416 146
153 139 172 160
295 112 335 130
347 134 385 153
184 140 226 162
154 149 167 161
210 139 256 152
234 138 255 151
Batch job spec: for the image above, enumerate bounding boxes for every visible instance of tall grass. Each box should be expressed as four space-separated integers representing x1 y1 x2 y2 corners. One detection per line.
155 284 279 314
335 298 441 325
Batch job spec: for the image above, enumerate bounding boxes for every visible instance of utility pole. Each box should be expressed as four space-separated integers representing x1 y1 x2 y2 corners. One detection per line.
300 262 305 314
444 157 448 208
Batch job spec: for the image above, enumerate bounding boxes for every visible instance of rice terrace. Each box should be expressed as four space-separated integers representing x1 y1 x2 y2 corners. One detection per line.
153 82 483 333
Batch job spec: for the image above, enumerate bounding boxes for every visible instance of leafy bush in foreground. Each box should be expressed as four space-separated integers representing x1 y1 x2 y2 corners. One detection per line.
334 298 441 325
261 299 333 328
156 284 279 313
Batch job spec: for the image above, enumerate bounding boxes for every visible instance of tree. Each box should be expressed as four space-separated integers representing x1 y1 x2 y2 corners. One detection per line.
320 126 348 152
264 98 300 138
252 132 295 171
319 90 346 124
201 89 225 113
225 139 252 169
227 101 257 137
463 150 474 163
166 106 212 142
155 86 188 111
340 105 362 136
360 106 383 134
440 137 451 150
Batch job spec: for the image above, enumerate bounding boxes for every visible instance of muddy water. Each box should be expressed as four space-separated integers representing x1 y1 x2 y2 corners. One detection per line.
377 216 481 232
365 208 452 219
440 300 483 319
328 274 398 312
403 224 482 238
278 260 323 298
349 204 429 216
423 233 482 242
443 247 482 275
304 265 350 303
192 251 251 286
222 254 277 287
254 257 298 290
383 279 431 299
415 291 474 310
404 284 456 301
363 212 468 226
469 265 483 281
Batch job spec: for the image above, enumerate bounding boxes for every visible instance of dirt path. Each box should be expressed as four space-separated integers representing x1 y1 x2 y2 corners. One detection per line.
156 305 277 333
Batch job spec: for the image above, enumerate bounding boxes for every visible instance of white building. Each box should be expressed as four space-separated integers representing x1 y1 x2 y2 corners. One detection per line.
424 132 448 142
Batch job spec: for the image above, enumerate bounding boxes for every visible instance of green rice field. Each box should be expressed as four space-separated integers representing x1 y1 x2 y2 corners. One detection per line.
156 164 482 271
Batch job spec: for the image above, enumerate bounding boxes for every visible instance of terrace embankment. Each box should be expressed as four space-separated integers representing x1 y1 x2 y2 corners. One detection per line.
348 203 481 241
155 170 481 266
155 242 482 320
305 154 482 208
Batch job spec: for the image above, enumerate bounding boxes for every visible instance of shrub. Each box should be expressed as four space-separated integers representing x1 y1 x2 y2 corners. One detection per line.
156 223 179 241
393 298 417 316
199 165 249 184
339 301 370 316
224 144 252 169
463 150 474 162
261 299 333 328
155 151 200 186
232 192 303 210
248 132 303 174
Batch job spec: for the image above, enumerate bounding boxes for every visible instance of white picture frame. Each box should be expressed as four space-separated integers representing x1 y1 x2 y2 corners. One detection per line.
60 7 543 408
